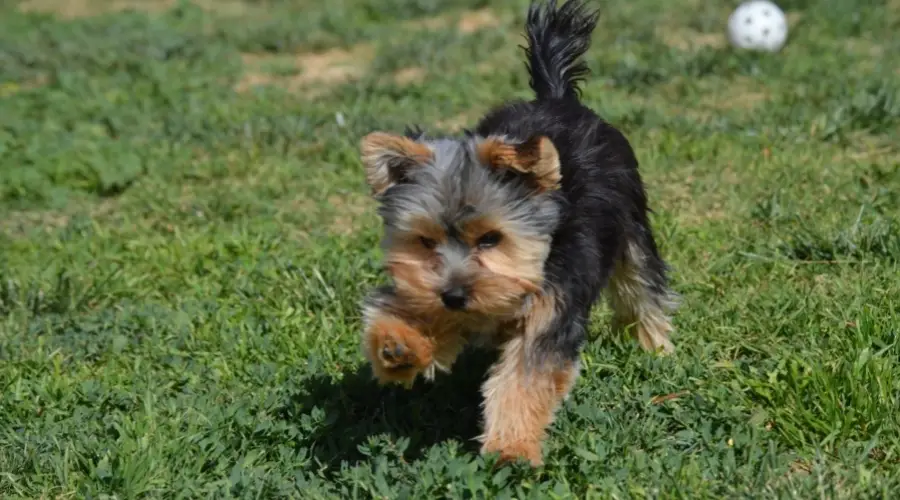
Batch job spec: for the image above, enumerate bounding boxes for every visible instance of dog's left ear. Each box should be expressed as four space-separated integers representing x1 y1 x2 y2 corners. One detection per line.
360 132 434 196
477 136 561 193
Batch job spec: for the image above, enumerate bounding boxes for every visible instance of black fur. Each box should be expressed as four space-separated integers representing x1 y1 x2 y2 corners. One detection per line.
360 0 677 465
523 0 600 101
476 0 672 363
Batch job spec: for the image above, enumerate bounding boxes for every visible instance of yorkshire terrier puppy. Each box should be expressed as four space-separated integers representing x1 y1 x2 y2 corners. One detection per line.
358 0 677 466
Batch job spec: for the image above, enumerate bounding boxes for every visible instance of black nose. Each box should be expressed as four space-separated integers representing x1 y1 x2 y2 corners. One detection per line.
440 287 468 310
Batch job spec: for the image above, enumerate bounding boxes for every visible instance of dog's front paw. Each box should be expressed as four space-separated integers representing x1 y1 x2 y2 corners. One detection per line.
481 439 543 467
378 336 417 371
364 315 434 387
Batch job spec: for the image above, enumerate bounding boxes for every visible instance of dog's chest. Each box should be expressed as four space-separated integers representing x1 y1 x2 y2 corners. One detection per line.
464 328 500 348
460 317 519 349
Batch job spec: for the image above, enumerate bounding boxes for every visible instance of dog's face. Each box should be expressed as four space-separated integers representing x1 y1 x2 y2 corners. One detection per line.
360 130 563 319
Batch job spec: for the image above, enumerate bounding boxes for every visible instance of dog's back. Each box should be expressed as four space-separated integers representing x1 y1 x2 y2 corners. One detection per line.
475 0 645 213
358 0 678 467
475 0 675 359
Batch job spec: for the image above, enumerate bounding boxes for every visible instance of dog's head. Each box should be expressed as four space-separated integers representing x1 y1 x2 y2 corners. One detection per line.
360 129 563 319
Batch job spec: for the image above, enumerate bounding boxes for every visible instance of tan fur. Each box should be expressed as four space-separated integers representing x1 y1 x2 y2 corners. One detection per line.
479 335 578 466
362 313 435 387
477 136 562 192
407 216 448 245
365 257 578 465
383 214 550 319
495 286 558 352
360 132 434 195
366 247 580 466
362 293 494 386
465 215 549 316
479 288 577 466
383 250 441 317
356 0 680 470
382 217 446 317
456 216 498 246
607 243 676 354
463 216 550 292
520 287 558 338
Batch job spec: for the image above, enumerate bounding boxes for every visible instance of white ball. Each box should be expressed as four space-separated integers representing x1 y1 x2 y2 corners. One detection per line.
727 1 788 52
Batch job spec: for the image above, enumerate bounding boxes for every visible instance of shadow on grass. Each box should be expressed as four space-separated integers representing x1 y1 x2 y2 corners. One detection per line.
285 348 499 467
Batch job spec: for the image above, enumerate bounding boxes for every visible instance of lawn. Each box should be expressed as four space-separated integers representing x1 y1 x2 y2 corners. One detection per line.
1 0 899 497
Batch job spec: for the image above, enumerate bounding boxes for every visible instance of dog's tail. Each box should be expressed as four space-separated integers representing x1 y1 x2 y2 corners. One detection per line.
524 0 599 102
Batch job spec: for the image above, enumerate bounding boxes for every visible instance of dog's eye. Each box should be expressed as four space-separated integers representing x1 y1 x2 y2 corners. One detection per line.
476 231 503 249
420 236 437 250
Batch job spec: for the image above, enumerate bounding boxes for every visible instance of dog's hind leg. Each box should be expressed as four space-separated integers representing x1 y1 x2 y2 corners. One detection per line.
607 230 678 354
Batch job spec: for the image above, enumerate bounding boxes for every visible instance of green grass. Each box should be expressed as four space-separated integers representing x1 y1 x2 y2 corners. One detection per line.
1 0 899 497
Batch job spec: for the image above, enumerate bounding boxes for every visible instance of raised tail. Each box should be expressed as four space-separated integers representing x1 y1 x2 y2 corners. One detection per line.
524 0 600 102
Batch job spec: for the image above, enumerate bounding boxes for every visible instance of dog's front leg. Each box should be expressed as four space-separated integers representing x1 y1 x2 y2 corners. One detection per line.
361 287 436 388
478 291 580 466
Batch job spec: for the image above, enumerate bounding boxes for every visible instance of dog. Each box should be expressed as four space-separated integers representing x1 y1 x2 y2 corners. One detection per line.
357 0 677 466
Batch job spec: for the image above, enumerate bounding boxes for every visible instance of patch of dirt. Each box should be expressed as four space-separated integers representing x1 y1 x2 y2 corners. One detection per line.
474 61 498 74
18 0 261 18
843 38 885 72
234 8 503 95
274 191 376 237
0 198 124 238
656 27 726 51
710 90 768 110
457 8 502 33
631 76 768 125
657 76 769 114
195 0 264 17
836 135 899 164
406 8 503 34
436 111 478 132
890 0 900 26
700 81 769 111
650 391 689 404
326 193 377 236
0 74 48 97
650 166 737 226
0 210 71 236
292 46 372 84
18 0 173 17
235 44 375 96
844 38 884 58
788 460 812 475
657 187 728 226
392 67 426 85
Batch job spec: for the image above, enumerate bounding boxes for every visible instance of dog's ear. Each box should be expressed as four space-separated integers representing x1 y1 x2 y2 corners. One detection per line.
360 132 434 195
477 135 561 193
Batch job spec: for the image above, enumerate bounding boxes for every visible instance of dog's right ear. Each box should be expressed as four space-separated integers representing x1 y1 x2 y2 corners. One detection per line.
360 132 433 196
477 135 561 193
